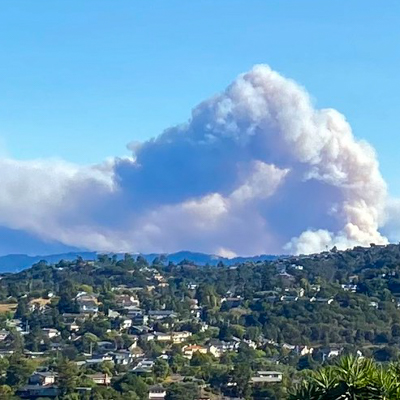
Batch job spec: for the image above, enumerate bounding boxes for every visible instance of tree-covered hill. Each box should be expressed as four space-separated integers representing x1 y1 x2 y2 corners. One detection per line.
0 244 400 399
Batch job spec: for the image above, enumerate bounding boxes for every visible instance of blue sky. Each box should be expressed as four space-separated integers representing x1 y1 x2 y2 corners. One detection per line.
0 1 399 193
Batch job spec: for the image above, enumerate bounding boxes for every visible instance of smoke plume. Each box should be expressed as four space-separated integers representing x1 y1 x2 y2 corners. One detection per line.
0 65 391 255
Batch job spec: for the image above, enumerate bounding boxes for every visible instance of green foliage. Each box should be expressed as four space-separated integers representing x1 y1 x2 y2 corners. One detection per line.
57 358 79 395
5 355 36 389
153 359 170 380
289 355 400 400
165 382 199 400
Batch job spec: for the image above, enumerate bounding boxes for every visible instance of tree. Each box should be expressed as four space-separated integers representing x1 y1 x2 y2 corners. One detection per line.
112 373 148 398
0 385 13 397
153 359 170 380
166 383 199 400
15 298 28 319
57 359 79 396
231 362 251 398
169 354 188 373
0 358 9 376
82 332 99 354
6 355 36 389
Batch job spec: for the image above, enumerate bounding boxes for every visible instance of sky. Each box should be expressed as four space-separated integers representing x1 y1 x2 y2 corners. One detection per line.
0 1 399 256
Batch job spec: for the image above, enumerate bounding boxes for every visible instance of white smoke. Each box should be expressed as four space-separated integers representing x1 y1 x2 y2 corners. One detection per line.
0 65 391 255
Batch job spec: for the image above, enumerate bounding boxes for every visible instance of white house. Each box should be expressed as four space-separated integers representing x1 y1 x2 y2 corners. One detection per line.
154 332 172 342
149 385 166 400
171 331 192 343
251 371 283 384
42 328 60 339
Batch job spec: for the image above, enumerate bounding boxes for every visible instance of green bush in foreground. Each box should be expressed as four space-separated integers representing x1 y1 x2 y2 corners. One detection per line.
289 355 400 400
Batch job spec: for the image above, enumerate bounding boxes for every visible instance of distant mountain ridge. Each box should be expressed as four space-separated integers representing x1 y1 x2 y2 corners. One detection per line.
0 251 281 273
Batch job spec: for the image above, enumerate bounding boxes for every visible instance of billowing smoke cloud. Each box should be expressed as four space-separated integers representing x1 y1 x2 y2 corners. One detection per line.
0 65 391 255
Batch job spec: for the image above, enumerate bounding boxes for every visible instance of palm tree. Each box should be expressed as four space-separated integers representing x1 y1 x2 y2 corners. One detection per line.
289 355 400 400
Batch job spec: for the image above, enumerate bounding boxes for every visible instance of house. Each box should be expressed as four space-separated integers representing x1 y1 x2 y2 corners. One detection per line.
131 325 151 335
29 371 58 386
182 345 208 359
42 328 60 339
132 359 154 374
280 295 298 302
221 296 243 308
85 355 113 365
148 310 177 320
187 283 197 290
291 264 304 270
87 373 111 385
149 385 166 400
296 345 314 356
154 332 172 342
349 275 359 282
243 338 257 349
130 347 145 359
112 350 135 365
66 320 80 332
121 318 133 330
207 339 240 357
321 347 342 361
369 301 379 309
171 331 192 343
76 292 99 314
17 385 60 398
282 343 296 351
62 313 87 323
341 284 358 292
278 271 295 280
0 330 9 341
131 313 149 326
25 350 46 359
115 294 140 308
250 371 283 384
310 297 334 305
108 310 120 319
142 333 155 342
97 341 116 353
127 307 144 318
189 299 202 318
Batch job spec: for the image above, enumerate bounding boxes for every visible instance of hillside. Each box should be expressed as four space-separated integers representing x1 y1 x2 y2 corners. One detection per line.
0 244 400 398
0 251 280 273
